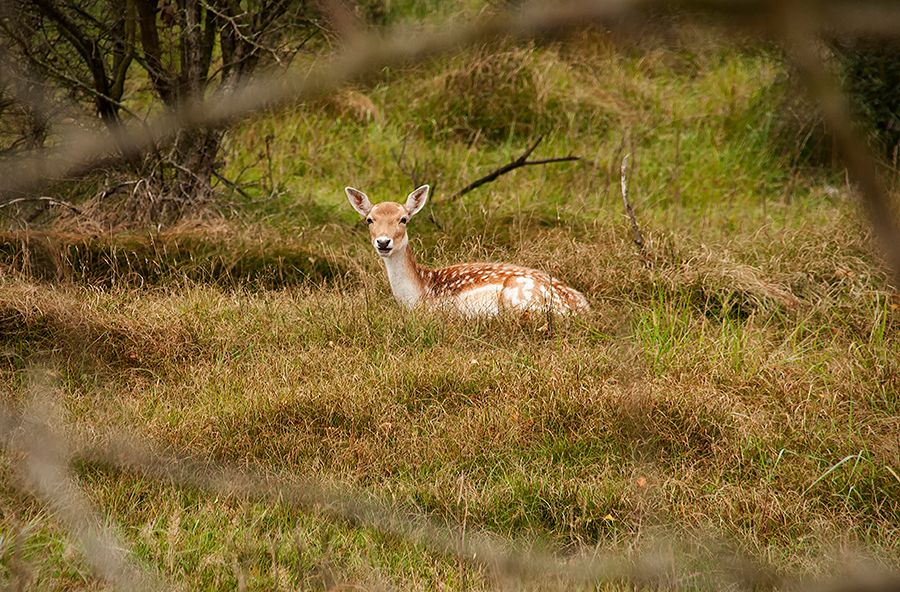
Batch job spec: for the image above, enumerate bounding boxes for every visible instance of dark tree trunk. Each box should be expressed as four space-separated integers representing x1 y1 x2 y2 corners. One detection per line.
173 128 222 207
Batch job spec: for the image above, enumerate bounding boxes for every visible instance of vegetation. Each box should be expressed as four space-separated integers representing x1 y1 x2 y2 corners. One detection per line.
833 38 900 156
0 0 319 220
1 4 898 591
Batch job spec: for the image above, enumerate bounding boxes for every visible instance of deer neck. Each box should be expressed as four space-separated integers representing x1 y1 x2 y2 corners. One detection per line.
382 244 428 308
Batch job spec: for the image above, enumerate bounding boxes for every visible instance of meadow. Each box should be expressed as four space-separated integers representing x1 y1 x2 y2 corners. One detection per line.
1 8 898 591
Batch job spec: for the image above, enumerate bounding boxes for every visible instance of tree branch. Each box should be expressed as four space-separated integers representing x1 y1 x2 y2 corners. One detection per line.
30 0 121 125
134 0 174 104
109 0 136 103
0 196 83 215
442 135 581 203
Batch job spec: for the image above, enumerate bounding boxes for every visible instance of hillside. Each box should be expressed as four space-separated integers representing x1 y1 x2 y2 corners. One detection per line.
1 9 898 591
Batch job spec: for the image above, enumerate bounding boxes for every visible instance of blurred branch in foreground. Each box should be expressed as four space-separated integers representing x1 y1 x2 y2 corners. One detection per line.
5 391 900 590
0 397 804 590
0 0 898 196
3 370 168 591
777 1 900 287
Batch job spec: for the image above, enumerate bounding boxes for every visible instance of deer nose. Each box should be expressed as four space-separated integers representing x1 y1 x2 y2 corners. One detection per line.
375 238 392 251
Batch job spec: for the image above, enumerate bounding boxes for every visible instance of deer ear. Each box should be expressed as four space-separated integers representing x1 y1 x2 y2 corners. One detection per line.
345 187 373 217
404 184 429 217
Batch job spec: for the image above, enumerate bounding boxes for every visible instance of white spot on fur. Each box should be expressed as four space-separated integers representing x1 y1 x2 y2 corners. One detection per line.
454 284 503 317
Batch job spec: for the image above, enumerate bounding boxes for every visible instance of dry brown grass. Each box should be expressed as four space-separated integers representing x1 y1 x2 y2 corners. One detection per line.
0 227 351 289
1 195 897 588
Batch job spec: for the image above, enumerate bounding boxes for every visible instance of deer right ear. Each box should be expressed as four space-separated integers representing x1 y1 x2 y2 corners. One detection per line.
345 187 373 217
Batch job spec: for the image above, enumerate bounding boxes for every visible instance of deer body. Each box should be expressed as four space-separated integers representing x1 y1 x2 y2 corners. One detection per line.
346 185 589 317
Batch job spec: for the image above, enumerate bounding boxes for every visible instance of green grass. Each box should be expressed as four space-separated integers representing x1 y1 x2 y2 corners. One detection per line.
2 12 899 592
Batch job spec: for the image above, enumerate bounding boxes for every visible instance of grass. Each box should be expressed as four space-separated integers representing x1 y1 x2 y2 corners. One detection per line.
1 10 899 591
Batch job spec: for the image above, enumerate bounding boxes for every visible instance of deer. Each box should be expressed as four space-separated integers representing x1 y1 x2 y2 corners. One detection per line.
345 184 589 317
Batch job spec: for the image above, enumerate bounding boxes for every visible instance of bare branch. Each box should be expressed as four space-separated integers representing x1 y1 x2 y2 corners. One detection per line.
0 196 83 215
442 135 581 203
29 0 122 125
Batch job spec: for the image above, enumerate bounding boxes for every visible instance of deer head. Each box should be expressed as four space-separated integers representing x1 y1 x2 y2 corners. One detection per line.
345 185 429 258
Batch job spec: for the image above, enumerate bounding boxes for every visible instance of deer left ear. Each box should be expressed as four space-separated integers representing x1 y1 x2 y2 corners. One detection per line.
404 184 429 218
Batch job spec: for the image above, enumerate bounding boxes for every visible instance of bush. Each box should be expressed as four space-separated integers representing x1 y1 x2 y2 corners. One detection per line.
418 45 560 142
832 39 900 155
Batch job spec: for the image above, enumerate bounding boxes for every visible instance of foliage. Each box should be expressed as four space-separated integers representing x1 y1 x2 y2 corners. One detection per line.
833 38 900 155
0 0 321 222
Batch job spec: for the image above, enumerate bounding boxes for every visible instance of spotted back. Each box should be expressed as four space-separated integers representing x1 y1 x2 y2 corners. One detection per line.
422 262 588 315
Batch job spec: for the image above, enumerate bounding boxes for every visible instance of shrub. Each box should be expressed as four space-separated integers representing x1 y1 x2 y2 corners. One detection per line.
832 39 900 155
418 45 560 142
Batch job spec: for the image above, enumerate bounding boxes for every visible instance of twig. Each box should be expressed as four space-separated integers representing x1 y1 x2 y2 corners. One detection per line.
620 154 644 250
264 133 276 196
0 196 83 215
98 180 142 201
390 131 445 226
212 169 256 202
390 131 425 190
442 135 581 203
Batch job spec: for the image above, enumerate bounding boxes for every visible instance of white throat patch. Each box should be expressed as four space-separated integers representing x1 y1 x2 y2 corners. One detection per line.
382 247 421 308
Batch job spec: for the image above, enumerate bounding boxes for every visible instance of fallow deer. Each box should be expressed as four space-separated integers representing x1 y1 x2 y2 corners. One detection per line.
346 184 589 317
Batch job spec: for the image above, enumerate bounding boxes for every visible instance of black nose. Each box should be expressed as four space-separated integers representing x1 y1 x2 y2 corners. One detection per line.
376 239 391 249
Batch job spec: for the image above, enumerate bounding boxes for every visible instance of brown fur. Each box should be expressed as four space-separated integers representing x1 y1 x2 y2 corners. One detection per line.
347 185 589 315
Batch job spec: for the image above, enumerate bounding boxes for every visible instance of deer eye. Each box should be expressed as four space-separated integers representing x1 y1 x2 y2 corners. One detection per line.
400 217 408 224
366 218 373 225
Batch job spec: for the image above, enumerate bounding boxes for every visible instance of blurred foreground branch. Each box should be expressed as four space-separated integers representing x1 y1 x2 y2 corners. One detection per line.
0 1 637 201
4 371 168 591
0 0 896 278
0 409 670 588
4 0 900 198
778 2 900 287
3 374 900 589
